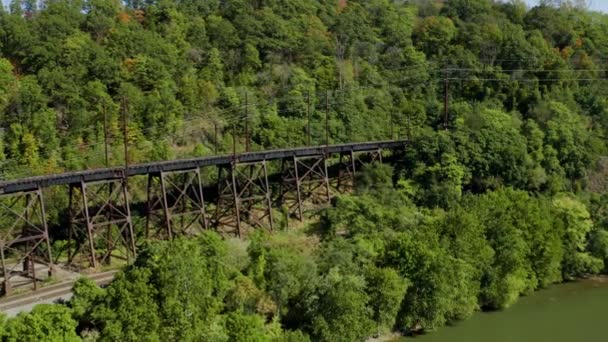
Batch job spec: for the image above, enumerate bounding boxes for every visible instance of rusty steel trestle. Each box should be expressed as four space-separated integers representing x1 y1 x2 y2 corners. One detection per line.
214 160 273 237
68 176 136 269
145 168 207 239
278 154 331 222
0 188 53 294
333 148 383 193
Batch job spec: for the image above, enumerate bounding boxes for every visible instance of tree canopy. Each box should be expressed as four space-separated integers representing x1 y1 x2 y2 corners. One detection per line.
3 0 608 340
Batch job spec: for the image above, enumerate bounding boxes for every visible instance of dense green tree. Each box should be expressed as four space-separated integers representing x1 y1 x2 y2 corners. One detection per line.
365 266 409 333
247 232 319 326
2 1 608 340
0 0 606 195
70 277 105 330
3 304 80 342
465 190 535 309
226 312 280 342
399 130 465 207
413 16 456 57
456 107 529 190
438 206 492 319
552 194 603 279
383 229 461 331
534 101 593 187
0 58 16 114
311 268 374 342
91 268 161 341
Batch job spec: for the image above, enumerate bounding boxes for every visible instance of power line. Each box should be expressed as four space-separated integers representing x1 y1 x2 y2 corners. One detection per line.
1 73 446 179
445 68 608 73
446 77 608 82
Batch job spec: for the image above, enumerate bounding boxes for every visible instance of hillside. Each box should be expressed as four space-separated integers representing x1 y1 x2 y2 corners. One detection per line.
3 1 608 341
0 0 606 194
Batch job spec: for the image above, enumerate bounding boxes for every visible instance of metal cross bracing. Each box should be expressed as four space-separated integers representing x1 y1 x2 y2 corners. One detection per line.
277 154 331 222
67 176 136 270
332 148 384 192
214 160 274 237
145 168 208 240
0 141 405 298
333 151 358 194
0 188 53 294
0 140 405 296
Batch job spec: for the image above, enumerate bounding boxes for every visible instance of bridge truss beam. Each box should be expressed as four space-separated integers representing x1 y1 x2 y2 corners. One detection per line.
333 148 383 193
278 154 331 222
0 188 53 294
68 177 136 269
145 168 208 240
214 160 273 237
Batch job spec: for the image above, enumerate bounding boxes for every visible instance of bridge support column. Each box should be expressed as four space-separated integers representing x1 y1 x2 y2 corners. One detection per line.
214 160 273 237
145 168 207 240
333 148 383 193
334 150 357 193
68 176 135 269
0 188 53 295
369 148 383 164
278 154 331 222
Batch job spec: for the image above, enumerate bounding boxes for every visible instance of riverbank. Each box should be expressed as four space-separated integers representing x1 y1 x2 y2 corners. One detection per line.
385 276 608 341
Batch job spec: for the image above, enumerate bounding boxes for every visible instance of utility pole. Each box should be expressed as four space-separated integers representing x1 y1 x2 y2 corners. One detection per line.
103 101 111 261
307 91 311 146
232 123 237 159
444 68 449 131
102 102 109 167
214 122 218 155
390 111 394 140
116 97 130 267
245 92 250 152
0 128 5 180
407 111 412 141
122 97 129 177
325 90 330 146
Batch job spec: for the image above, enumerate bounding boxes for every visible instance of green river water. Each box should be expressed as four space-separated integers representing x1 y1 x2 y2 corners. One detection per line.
398 278 608 342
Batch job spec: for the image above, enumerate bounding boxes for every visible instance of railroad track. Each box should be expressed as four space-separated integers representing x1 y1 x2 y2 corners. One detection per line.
0 271 116 314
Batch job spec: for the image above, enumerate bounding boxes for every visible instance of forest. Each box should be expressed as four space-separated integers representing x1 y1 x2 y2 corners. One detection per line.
2 0 608 340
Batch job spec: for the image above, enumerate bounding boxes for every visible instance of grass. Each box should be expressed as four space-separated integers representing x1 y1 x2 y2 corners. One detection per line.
42 275 61 286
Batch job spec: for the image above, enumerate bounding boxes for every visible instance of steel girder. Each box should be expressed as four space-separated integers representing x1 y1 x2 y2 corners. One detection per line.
145 168 208 240
67 177 136 269
214 160 273 237
334 148 384 192
0 141 406 194
0 189 53 294
277 154 331 222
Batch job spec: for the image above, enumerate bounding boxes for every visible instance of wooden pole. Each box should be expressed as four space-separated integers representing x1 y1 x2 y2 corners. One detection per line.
122 97 129 177
325 91 330 146
103 103 109 167
307 91 311 146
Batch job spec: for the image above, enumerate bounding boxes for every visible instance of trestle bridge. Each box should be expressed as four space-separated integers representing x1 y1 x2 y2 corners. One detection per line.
0 140 405 294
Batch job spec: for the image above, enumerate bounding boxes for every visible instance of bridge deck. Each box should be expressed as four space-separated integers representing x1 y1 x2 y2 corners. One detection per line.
0 140 406 194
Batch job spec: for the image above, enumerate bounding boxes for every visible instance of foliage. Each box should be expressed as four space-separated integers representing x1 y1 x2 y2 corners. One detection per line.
365 266 409 333
310 268 374 342
3 304 80 342
3 0 608 341
552 194 603 279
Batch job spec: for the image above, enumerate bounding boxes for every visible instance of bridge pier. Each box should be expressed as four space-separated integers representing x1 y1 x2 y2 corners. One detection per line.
335 150 357 193
214 160 273 237
333 148 383 193
368 148 383 164
145 168 207 240
0 188 53 295
68 176 136 269
278 154 331 222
